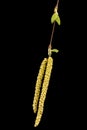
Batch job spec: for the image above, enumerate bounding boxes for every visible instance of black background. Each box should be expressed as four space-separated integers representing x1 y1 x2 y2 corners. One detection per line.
2 0 87 129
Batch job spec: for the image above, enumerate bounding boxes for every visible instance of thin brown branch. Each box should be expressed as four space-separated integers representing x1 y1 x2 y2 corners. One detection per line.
48 0 60 50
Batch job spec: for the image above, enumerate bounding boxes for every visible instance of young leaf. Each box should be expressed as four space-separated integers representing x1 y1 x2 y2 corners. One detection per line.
55 14 61 25
51 49 59 53
51 13 58 23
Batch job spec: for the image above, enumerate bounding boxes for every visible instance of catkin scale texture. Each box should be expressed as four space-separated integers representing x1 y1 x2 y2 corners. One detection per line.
34 57 53 127
32 58 47 113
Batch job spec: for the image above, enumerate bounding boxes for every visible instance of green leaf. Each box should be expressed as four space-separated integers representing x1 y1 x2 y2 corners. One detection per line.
51 49 59 53
55 15 61 25
51 13 58 23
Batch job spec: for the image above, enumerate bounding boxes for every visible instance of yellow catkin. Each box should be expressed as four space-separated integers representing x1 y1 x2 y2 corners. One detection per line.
34 57 53 127
32 58 47 113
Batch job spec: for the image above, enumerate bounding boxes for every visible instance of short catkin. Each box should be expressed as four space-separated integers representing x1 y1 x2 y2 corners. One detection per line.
32 58 47 113
34 56 53 127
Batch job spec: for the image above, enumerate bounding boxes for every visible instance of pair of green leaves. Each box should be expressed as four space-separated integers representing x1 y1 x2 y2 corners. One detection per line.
48 48 59 56
51 12 61 25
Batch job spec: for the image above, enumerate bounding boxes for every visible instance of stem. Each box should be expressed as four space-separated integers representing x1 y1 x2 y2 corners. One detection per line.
49 22 55 48
48 0 59 49
56 0 59 9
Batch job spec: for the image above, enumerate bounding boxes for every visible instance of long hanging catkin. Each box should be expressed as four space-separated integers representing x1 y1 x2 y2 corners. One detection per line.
34 56 53 127
32 58 47 113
